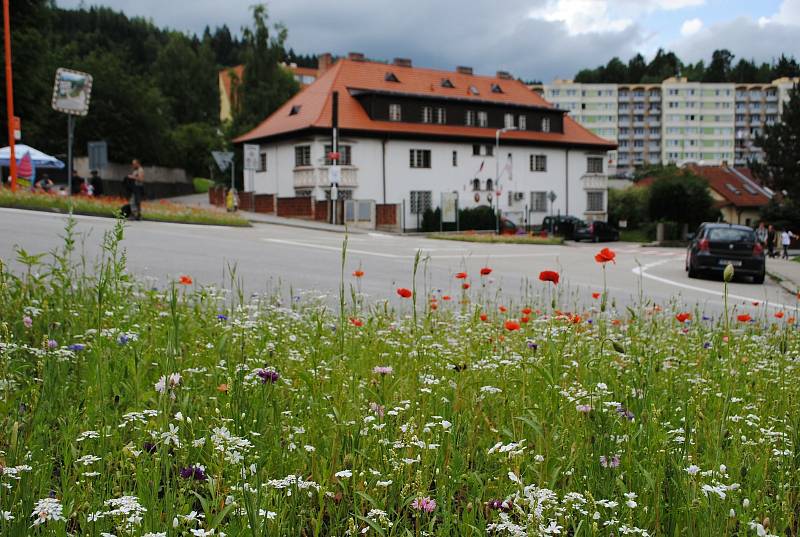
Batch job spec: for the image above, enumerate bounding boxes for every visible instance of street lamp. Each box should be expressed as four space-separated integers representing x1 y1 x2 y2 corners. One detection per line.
495 126 518 234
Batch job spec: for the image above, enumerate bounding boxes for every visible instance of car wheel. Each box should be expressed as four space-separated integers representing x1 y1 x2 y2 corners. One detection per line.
593 235 600 243
688 259 698 278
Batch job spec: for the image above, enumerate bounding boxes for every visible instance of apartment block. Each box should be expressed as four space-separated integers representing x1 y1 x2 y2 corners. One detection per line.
534 77 798 174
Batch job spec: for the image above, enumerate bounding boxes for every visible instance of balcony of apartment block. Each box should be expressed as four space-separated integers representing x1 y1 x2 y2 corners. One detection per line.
647 93 661 102
632 94 645 102
766 94 778 102
293 167 358 189
765 106 778 114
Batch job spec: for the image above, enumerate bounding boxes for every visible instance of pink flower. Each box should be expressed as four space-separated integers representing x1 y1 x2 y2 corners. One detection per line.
23 316 32 328
411 496 437 513
373 366 393 375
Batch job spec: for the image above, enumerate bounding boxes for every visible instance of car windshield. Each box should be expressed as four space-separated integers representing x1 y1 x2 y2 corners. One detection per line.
707 228 753 242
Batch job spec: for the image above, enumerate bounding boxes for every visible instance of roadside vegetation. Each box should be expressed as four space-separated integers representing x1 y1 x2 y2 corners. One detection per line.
428 232 564 245
0 188 250 227
0 221 798 536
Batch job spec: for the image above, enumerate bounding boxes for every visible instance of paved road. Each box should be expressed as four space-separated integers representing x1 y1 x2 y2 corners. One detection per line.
0 208 795 313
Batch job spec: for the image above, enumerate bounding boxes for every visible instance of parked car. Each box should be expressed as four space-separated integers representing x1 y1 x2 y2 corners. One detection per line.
574 220 620 242
685 223 765 283
499 217 519 235
537 215 585 239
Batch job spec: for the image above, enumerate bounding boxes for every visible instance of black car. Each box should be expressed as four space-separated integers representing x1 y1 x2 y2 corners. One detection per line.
574 220 620 242
685 223 765 283
538 215 585 239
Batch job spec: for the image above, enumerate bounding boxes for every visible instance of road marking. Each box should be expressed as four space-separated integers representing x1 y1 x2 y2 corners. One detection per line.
633 259 793 310
263 238 557 259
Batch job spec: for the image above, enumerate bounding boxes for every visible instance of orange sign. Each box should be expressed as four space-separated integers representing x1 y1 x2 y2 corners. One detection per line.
13 116 20 140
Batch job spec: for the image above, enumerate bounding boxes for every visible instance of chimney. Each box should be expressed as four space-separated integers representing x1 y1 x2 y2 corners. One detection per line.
393 57 412 68
318 52 333 74
456 66 473 75
496 70 512 80
348 52 365 61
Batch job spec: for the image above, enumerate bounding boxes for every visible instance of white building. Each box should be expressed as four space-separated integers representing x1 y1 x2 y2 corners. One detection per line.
235 55 616 230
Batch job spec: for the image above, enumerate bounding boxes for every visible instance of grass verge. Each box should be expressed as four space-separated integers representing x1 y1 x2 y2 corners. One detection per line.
427 232 564 245
0 187 249 227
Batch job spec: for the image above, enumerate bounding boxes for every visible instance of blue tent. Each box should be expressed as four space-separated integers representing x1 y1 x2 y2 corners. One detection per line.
0 144 65 169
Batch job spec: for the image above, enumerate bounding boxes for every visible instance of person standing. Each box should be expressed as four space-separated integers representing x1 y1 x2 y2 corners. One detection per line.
755 222 768 247
126 159 145 221
70 169 84 195
781 229 797 260
767 225 777 258
90 169 104 197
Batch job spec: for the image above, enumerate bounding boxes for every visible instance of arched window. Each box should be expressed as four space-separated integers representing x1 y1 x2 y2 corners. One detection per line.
472 178 480 191
486 178 493 192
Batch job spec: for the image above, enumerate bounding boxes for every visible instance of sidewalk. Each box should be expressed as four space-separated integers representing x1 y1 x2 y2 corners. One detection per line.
765 256 800 294
168 193 368 234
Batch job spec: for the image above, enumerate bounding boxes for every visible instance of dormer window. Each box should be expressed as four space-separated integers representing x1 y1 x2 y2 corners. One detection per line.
289 105 302 116
491 84 503 93
541 117 551 132
469 85 479 95
384 72 400 82
441 78 455 88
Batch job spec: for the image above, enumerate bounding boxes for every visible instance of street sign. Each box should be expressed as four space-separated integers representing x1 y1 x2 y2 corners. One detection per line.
328 165 341 185
51 68 93 116
327 151 340 162
212 151 234 172
243 144 259 171
548 190 557 203
441 192 458 223
12 117 20 141
88 141 108 170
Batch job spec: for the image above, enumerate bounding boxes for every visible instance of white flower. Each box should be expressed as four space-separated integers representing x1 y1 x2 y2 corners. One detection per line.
441 420 452 429
190 529 215 537
335 470 352 478
169 372 182 386
143 533 167 537
155 376 167 394
161 423 181 447
685 464 700 475
1 511 13 520
508 472 521 484
743 498 750 508
76 454 101 466
31 497 66 525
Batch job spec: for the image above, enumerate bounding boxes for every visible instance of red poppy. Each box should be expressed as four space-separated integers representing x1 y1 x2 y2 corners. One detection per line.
570 314 582 324
737 314 752 322
179 275 193 285
611 319 621 326
539 270 560 285
455 272 468 279
480 267 492 276
498 305 507 313
397 288 412 298
479 313 488 322
592 292 601 299
349 317 363 327
675 312 692 323
442 295 452 301
775 311 784 319
520 316 530 324
217 383 229 393
352 270 364 278
789 316 796 324
504 320 520 331
430 302 438 310
521 307 532 315
594 247 616 264
462 282 470 290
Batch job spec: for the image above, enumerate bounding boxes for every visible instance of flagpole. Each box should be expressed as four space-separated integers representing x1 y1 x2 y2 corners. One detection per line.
3 0 18 191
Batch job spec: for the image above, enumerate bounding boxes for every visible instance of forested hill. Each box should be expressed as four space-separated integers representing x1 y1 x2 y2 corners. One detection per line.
574 49 800 84
0 2 307 177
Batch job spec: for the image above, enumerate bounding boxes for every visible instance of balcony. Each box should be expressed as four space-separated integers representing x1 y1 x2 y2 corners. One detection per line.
581 173 608 190
293 167 359 189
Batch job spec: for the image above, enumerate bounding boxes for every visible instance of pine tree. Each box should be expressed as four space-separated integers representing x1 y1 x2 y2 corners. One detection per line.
754 84 800 200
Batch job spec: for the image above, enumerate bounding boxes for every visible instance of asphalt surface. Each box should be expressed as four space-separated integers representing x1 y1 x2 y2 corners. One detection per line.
0 208 795 314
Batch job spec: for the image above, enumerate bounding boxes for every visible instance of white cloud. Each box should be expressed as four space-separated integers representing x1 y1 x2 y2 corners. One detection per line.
759 0 800 26
680 18 703 36
529 0 632 35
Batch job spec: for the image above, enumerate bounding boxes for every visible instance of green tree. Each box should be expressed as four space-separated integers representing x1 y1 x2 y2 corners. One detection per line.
608 186 649 229
754 83 800 200
647 170 715 226
168 122 224 177
703 49 734 82
233 4 299 134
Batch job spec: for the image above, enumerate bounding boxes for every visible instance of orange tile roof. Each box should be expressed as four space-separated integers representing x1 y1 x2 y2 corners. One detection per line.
686 164 771 208
234 59 616 149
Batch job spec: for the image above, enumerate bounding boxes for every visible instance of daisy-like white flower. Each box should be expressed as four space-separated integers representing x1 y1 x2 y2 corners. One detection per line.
31 497 66 525
334 470 352 478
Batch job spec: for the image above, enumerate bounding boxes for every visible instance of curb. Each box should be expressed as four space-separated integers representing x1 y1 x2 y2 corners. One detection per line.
245 216 369 235
767 270 799 296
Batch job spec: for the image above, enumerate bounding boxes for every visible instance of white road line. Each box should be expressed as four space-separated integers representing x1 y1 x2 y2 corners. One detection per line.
263 238 557 259
633 259 793 310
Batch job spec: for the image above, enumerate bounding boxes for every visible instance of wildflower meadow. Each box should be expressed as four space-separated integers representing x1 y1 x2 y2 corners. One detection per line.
1 218 799 536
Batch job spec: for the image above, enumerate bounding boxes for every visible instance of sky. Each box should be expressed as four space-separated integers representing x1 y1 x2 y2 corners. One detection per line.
57 0 800 81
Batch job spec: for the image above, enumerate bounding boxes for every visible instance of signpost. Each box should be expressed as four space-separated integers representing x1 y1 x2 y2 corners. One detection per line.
243 144 259 192
440 191 458 232
4 0 18 190
88 141 108 171
51 68 93 196
212 150 235 201
12 116 20 141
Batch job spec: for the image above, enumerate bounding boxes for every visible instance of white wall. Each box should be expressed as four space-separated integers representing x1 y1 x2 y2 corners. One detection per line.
254 136 608 229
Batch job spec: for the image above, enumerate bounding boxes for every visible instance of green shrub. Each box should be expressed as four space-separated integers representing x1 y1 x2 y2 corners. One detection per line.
193 177 215 193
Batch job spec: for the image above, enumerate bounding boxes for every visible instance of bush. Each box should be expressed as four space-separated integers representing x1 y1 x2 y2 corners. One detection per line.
193 177 214 193
647 172 717 227
608 186 649 229
420 205 497 232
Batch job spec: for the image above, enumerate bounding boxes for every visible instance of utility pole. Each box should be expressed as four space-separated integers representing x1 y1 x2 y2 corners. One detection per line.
3 0 17 191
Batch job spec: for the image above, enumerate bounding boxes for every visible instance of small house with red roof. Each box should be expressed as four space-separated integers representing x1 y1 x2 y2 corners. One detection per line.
685 164 772 226
234 53 617 229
